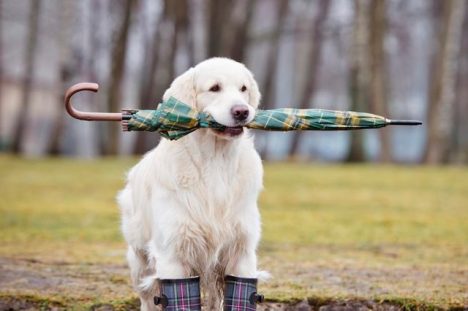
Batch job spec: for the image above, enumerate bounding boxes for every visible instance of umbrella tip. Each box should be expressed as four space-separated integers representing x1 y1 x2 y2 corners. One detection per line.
387 119 423 126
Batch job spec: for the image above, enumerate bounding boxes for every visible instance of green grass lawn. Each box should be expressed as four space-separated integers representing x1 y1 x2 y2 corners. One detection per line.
0 156 467 310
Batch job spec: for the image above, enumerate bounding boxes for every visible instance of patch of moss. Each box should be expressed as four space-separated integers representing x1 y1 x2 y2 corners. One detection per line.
0 294 66 310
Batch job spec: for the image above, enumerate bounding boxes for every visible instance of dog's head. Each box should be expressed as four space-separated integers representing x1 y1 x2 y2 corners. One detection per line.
163 57 261 139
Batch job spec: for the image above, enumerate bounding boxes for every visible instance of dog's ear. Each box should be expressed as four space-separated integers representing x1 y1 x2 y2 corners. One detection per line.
246 69 261 109
163 68 196 106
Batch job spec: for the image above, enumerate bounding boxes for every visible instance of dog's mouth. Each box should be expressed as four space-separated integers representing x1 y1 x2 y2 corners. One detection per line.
213 126 244 137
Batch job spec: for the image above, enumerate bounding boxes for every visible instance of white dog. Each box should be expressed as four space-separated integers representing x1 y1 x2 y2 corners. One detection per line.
118 58 265 310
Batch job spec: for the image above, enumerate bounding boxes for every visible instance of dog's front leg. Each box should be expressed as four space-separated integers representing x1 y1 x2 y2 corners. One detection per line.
226 201 261 277
153 247 187 279
149 228 202 310
228 249 258 277
224 250 264 310
223 204 264 310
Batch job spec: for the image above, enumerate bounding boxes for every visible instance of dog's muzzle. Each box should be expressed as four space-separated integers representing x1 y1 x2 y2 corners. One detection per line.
213 126 244 136
231 104 250 123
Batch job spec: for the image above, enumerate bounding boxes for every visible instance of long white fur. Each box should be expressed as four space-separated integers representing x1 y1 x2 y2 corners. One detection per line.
117 58 267 310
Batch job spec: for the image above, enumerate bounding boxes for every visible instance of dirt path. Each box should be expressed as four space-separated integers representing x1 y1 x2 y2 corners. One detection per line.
0 257 131 302
1 256 466 310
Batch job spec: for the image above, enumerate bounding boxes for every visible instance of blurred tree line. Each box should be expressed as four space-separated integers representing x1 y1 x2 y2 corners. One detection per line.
0 0 466 164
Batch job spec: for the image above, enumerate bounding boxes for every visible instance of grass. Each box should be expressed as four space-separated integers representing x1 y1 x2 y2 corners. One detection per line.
0 155 467 310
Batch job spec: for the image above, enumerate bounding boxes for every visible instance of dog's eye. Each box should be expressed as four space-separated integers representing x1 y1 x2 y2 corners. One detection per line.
209 84 221 92
241 85 247 92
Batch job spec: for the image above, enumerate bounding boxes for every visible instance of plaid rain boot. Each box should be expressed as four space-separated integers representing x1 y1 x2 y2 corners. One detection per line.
154 277 201 311
223 275 264 311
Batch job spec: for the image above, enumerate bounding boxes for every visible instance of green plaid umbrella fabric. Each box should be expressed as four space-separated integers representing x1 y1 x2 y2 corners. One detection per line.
122 97 419 141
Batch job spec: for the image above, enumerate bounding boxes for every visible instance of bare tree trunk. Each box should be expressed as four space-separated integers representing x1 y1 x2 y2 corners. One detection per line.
258 0 289 159
186 0 196 67
154 0 188 100
11 0 41 154
47 0 74 155
161 0 190 94
345 0 369 162
423 0 465 164
105 0 136 155
207 0 234 57
450 4 468 163
87 0 105 156
228 0 257 62
261 0 289 109
87 0 101 83
288 0 332 157
137 3 164 108
207 0 221 56
368 0 391 162
134 0 191 154
0 0 3 150
133 1 165 155
166 3 181 82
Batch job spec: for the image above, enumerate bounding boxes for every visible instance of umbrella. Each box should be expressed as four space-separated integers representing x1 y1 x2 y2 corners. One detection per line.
65 82 421 140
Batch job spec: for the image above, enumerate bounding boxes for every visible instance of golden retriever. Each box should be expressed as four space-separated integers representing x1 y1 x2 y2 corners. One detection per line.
118 57 266 310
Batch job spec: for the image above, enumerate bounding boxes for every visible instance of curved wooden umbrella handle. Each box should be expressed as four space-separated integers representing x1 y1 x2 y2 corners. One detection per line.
65 82 122 121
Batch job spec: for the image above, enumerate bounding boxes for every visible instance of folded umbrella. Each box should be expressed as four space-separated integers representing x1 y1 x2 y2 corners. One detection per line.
65 82 422 140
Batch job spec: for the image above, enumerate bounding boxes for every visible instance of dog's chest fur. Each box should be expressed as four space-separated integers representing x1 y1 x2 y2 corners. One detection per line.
173 134 253 209
165 133 260 273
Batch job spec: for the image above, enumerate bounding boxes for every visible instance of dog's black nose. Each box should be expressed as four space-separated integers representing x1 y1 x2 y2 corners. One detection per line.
231 105 249 122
